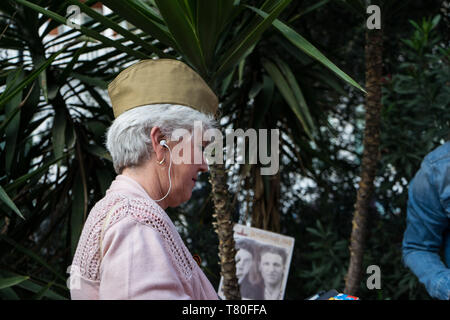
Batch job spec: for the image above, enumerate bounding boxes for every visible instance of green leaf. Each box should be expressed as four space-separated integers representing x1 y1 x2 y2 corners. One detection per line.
52 107 67 161
4 69 23 174
155 0 207 76
253 75 274 130
311 70 347 95
0 185 24 220
37 58 48 103
262 58 313 139
0 276 29 290
71 174 85 257
0 270 68 299
32 281 53 300
0 287 20 300
96 168 114 195
57 42 87 84
238 57 245 87
249 5 366 93
0 67 24 100
0 48 64 110
66 0 168 58
220 67 236 97
431 15 441 29
0 235 66 282
14 0 149 60
83 85 113 119
306 227 322 238
84 144 113 162
275 57 316 136
408 20 422 33
101 0 176 48
216 0 292 79
288 0 331 23
5 153 69 192
71 73 108 90
17 279 67 300
196 0 234 70
42 7 107 49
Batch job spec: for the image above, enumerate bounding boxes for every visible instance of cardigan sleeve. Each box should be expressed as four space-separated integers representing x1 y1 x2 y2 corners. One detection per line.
98 215 191 299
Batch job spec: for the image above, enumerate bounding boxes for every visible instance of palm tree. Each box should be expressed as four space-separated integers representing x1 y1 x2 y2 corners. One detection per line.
3 0 364 299
344 25 383 296
342 0 410 296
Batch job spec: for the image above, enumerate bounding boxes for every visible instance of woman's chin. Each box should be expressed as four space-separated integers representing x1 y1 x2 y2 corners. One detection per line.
184 190 193 202
166 186 194 207
177 190 193 206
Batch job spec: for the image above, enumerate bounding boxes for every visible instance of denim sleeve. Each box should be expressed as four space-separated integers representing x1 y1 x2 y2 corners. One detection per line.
402 160 450 300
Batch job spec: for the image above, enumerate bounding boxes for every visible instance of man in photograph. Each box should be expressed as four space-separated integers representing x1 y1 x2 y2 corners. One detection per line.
258 245 287 300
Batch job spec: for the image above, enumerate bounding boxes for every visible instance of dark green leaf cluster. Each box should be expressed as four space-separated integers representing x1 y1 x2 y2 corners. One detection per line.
379 14 449 215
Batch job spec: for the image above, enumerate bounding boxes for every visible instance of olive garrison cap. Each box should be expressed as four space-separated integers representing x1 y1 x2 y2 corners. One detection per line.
108 59 218 118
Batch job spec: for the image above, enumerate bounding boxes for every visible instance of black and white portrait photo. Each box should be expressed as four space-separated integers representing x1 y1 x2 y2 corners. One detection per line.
218 224 294 300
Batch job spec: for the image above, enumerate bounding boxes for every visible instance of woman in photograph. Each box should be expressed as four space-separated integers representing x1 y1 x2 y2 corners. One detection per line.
235 238 264 299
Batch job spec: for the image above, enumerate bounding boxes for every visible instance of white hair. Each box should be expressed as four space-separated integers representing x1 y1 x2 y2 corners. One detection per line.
105 104 217 174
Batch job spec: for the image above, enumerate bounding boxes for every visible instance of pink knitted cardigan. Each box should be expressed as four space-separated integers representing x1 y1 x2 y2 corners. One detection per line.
69 174 219 300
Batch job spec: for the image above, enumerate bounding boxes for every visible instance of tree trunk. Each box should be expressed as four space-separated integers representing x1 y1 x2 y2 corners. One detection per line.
209 162 241 300
345 27 383 296
251 165 280 232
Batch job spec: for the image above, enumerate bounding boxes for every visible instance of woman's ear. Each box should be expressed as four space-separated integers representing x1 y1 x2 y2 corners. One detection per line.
150 127 166 162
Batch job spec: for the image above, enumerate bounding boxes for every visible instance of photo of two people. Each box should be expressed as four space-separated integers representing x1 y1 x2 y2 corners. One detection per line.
218 224 295 300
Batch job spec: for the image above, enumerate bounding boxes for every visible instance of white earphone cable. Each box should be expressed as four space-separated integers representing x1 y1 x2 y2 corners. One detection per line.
155 141 172 202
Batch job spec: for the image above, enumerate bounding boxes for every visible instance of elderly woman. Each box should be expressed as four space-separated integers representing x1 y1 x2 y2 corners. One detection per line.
69 59 219 299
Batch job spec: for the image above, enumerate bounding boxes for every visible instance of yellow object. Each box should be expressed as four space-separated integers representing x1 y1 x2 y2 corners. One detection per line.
108 59 218 118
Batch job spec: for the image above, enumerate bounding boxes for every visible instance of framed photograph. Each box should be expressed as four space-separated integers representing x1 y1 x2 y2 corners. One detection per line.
217 224 295 300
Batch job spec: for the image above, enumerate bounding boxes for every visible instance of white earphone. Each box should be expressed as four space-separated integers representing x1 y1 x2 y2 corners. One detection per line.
155 139 172 202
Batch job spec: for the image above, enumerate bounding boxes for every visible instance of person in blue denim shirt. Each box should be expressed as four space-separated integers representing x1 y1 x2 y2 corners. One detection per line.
402 141 450 300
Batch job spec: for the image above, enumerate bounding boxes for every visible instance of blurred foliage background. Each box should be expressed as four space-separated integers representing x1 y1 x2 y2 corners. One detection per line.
0 0 448 300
